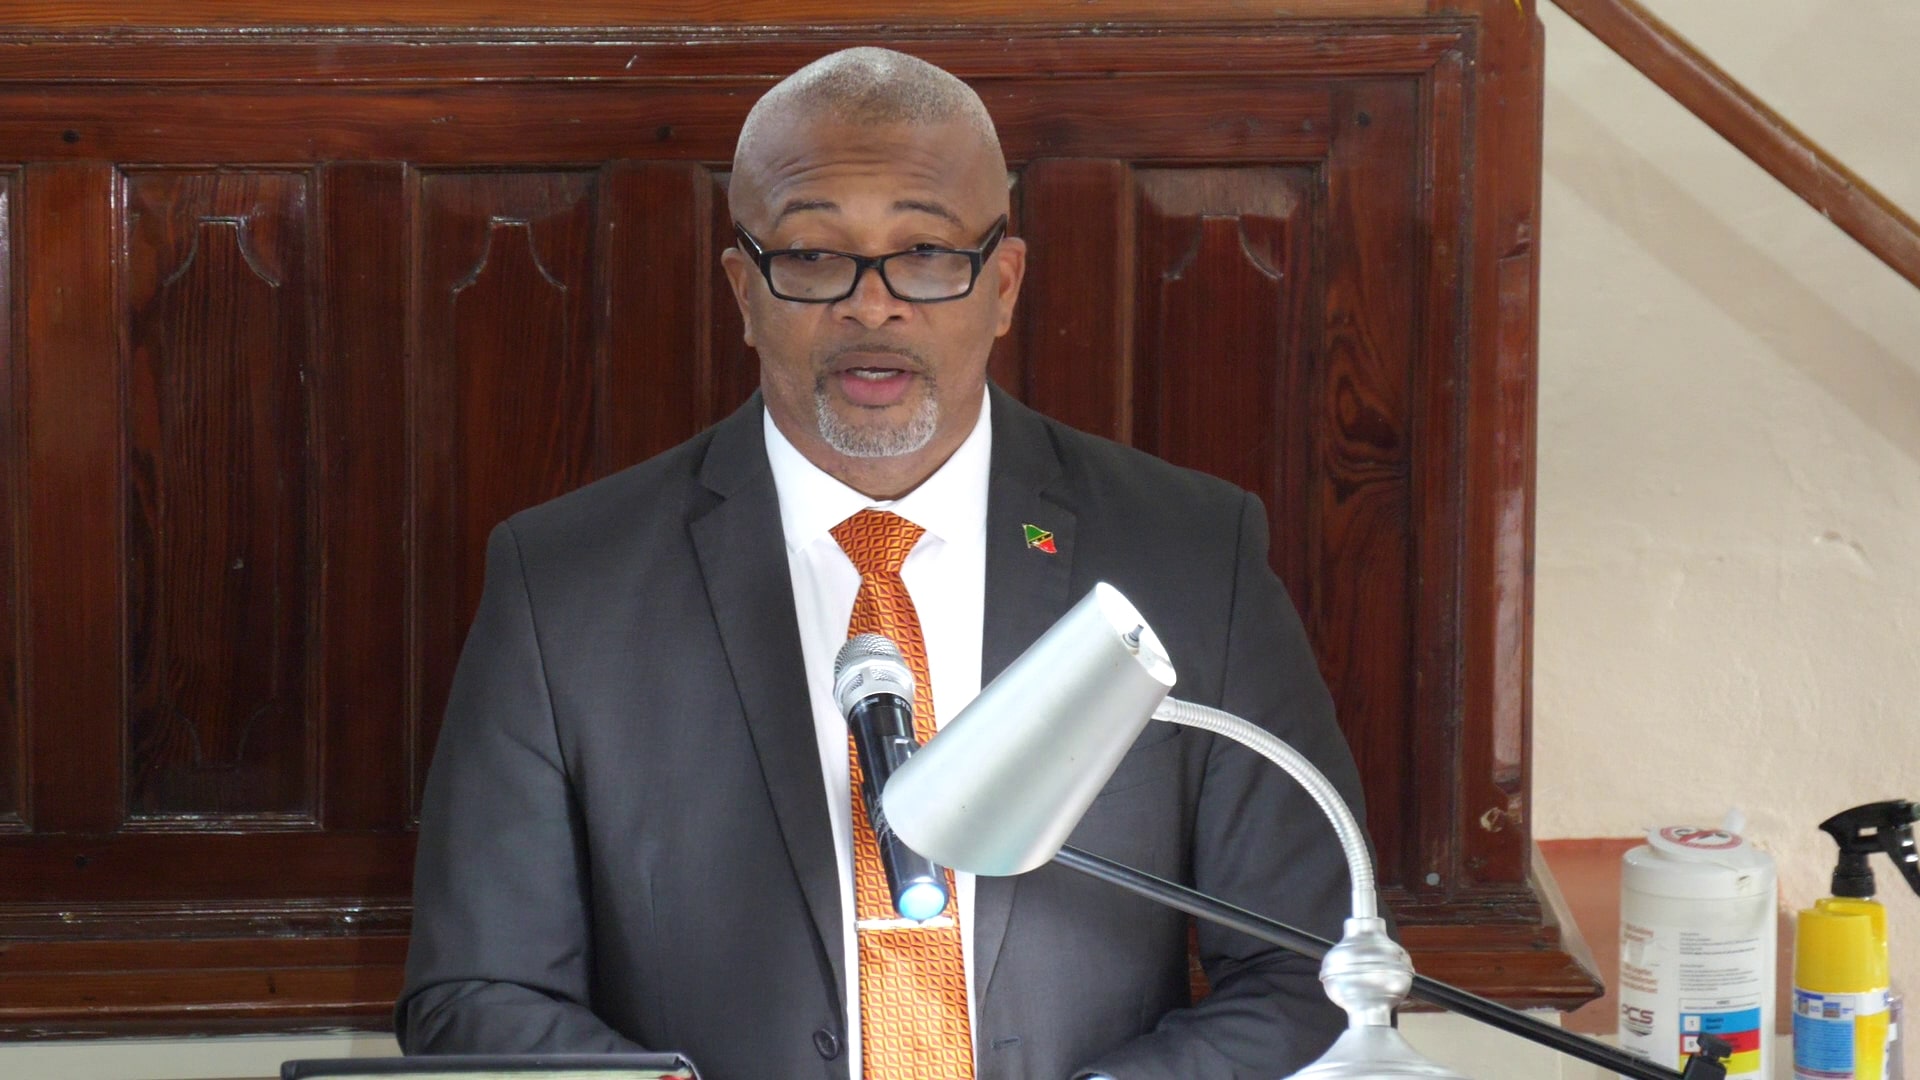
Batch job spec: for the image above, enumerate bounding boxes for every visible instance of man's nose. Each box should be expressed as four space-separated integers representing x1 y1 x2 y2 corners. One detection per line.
833 264 912 328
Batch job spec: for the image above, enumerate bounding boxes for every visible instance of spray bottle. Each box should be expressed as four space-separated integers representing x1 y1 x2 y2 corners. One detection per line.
1795 800 1920 1080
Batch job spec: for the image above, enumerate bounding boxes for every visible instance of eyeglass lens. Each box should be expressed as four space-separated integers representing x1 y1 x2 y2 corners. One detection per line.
768 250 977 301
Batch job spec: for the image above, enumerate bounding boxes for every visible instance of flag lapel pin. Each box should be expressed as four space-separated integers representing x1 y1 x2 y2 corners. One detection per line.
1022 523 1057 555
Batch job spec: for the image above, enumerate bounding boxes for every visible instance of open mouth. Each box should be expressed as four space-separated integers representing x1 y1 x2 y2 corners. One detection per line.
825 346 924 408
833 365 916 407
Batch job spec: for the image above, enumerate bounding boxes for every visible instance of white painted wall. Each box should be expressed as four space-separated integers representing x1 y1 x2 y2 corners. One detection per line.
1532 1 1920 1077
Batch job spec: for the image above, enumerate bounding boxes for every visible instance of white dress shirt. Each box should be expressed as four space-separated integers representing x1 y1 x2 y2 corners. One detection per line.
764 391 992 1077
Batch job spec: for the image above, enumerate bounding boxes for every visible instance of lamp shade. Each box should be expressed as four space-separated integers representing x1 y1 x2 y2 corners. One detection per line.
879 582 1176 876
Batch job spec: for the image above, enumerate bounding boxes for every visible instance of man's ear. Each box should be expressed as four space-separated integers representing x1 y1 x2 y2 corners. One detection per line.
719 246 758 348
990 235 1027 338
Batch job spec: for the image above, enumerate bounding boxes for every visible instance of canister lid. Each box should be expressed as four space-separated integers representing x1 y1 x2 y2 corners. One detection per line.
1622 826 1778 898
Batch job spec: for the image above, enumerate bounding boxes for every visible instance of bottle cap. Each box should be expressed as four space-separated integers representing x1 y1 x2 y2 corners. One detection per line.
1623 825 1777 899
1795 901 1890 993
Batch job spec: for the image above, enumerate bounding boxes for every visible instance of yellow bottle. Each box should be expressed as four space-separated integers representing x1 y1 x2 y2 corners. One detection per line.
1795 896 1890 1080
1795 800 1918 1080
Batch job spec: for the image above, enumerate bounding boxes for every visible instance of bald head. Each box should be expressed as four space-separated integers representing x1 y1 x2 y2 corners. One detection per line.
716 47 1028 501
729 47 1007 224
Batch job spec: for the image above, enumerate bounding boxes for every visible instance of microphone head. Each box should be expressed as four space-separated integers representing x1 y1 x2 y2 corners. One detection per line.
833 632 915 716
897 880 949 923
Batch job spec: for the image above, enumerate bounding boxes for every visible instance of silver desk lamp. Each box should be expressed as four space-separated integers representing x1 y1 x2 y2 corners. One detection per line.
882 583 1719 1080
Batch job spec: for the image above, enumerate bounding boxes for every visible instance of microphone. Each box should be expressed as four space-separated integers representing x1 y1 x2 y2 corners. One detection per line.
833 633 952 923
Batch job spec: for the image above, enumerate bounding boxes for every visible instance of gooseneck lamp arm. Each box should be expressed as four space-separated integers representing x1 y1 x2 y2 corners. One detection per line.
1150 698 1378 921
1136 697 1703 1080
1048 844 1715 1080
879 583 1727 1080
1067 691 1697 1076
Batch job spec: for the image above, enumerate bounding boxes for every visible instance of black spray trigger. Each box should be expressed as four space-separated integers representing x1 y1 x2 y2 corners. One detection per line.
1817 800 1920 900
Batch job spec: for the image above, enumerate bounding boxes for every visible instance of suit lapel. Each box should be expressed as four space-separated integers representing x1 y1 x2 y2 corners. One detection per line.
686 388 1080 1013
974 386 1078 1000
689 397 846 1007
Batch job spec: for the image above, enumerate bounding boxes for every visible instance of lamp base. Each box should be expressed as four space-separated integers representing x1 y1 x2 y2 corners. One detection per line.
1050 844 1686 1080
1284 917 1469 1080
1289 1024 1471 1080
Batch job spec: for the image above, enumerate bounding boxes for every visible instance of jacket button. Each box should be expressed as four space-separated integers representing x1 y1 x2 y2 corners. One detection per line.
812 1027 842 1059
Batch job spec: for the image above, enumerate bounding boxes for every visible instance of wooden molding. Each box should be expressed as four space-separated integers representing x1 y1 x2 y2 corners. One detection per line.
0 873 1601 1037
0 0 1429 29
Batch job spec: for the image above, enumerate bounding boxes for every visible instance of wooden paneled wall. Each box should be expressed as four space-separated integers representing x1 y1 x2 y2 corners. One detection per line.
0 4 1586 1036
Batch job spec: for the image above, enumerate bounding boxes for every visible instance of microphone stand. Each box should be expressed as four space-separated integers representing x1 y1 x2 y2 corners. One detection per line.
1051 845 1727 1080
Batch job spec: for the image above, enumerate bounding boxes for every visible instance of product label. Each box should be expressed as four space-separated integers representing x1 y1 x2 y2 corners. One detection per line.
1619 919 1771 1080
1794 988 1891 1080
1681 1007 1764 1076
1889 993 1904 1080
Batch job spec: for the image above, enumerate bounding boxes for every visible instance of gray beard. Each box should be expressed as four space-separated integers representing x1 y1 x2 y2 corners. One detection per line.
814 379 940 459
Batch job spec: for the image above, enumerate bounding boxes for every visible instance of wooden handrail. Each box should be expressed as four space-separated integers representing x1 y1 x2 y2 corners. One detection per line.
1550 0 1920 292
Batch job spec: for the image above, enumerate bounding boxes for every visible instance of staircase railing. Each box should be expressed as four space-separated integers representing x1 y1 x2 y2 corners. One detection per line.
1549 0 1920 292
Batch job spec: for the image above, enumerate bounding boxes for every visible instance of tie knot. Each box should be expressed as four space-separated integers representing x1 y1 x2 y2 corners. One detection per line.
831 509 925 579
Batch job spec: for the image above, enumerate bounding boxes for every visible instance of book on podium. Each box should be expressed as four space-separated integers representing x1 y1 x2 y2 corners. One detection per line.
280 1053 700 1079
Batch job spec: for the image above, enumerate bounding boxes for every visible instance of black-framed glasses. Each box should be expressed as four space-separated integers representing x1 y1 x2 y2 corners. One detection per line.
733 214 1009 304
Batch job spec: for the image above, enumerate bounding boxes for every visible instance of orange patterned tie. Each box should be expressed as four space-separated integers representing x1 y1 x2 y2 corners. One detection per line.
830 509 974 1080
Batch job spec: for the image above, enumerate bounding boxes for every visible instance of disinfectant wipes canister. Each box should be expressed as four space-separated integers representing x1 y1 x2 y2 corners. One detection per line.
1619 824 1778 1080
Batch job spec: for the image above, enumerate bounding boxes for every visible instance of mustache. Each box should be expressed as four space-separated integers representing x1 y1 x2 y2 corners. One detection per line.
818 342 929 371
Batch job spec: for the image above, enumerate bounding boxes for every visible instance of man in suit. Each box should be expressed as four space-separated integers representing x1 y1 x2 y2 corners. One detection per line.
398 46 1368 1080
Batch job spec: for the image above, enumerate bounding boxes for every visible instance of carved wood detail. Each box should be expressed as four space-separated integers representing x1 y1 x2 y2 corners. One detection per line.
318 162 411 835
122 170 316 823
410 171 605 807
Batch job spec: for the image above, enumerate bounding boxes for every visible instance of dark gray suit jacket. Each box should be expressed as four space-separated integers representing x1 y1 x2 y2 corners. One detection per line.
397 386 1366 1080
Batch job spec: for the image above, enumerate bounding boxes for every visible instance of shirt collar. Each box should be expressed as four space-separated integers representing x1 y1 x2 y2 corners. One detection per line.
764 388 993 554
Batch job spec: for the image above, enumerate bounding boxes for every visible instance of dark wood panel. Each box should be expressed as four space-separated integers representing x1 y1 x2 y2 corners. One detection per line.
1132 168 1313 538
1392 841 1604 1010
0 170 18 831
1313 81 1422 884
1463 248 1538 882
21 164 123 833
605 161 714 467
0 930 405 1039
0 961 402 1032
122 169 316 822
0 833 414 904
986 173 1026 400
706 170 757 424
319 163 411 833
410 170 601 809
1458 9 1547 892
0 934 407 967
1017 159 1134 442
1399 926 1601 1011
1409 52 1473 898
